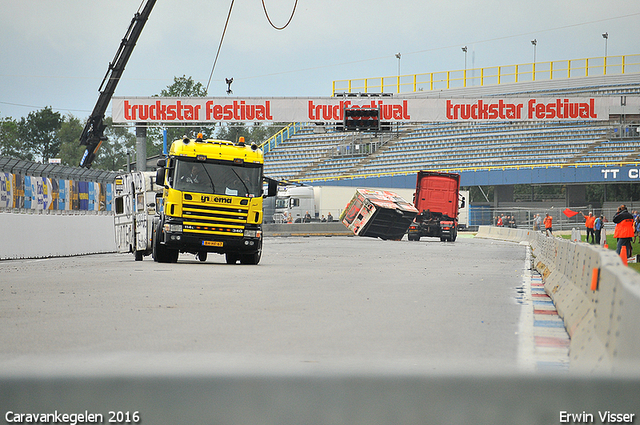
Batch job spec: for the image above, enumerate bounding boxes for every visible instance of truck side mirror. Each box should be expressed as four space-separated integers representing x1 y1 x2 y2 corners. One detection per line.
156 167 166 187
264 177 278 197
459 196 466 209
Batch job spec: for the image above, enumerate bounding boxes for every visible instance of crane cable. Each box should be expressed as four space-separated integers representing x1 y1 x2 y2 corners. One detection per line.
206 0 298 92
206 0 235 92
262 0 298 30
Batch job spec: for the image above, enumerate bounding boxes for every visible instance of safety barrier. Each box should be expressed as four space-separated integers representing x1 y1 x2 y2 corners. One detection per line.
0 211 115 260
476 225 640 372
264 222 352 237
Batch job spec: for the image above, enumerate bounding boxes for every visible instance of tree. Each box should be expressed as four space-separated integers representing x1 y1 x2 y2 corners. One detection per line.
216 122 288 146
148 75 214 149
160 75 207 97
19 107 63 162
58 116 134 171
0 116 22 159
57 115 85 166
93 117 135 171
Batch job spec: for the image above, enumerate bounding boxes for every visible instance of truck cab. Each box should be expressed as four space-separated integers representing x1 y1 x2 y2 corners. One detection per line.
273 185 316 223
407 171 465 242
152 135 276 264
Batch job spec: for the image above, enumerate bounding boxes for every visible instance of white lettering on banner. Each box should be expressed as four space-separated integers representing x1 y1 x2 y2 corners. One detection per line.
111 97 610 123
601 169 620 179
629 169 639 179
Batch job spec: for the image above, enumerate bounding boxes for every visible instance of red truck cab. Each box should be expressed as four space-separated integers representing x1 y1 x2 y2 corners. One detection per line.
407 171 464 242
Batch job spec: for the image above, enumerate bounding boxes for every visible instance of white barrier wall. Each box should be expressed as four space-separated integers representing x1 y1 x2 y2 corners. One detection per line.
476 225 640 372
0 212 115 260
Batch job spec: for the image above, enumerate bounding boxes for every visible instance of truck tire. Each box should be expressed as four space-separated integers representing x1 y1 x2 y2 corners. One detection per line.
196 252 207 262
153 222 179 263
240 241 262 265
134 250 144 261
225 253 240 264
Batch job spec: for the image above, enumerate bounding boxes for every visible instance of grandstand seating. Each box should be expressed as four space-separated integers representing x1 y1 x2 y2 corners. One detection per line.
262 120 630 181
262 71 640 182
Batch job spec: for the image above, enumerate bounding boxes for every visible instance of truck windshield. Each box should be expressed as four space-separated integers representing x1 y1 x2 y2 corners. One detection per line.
275 198 289 209
173 160 262 197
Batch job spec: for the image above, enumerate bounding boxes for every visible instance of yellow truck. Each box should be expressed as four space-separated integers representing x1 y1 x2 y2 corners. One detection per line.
116 134 276 264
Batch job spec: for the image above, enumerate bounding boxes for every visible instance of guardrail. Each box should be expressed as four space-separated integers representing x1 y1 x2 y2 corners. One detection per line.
476 225 640 372
259 122 303 154
333 54 640 95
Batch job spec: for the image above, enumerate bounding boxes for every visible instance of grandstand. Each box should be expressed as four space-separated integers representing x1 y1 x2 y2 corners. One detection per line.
262 55 640 186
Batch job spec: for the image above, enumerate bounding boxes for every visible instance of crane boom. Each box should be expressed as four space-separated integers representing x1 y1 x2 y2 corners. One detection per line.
79 0 157 168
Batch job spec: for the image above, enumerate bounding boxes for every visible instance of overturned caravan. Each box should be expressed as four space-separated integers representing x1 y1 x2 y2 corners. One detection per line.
340 189 418 240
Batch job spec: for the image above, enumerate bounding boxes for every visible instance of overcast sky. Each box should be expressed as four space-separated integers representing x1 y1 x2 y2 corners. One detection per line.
1 0 638 120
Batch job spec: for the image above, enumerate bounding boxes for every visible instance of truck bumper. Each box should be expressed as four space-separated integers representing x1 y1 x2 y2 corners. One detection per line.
163 231 262 254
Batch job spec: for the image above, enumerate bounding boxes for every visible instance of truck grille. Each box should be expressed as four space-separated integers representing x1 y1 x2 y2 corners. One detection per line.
182 203 247 236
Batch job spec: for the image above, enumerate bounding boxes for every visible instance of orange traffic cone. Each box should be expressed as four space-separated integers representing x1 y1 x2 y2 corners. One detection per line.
621 245 628 266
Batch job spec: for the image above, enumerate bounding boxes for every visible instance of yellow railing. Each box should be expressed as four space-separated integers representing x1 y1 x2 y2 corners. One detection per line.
291 160 640 184
332 54 640 95
259 122 301 154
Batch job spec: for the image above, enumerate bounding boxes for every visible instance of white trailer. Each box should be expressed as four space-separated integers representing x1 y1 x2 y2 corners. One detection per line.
459 190 469 229
113 171 162 261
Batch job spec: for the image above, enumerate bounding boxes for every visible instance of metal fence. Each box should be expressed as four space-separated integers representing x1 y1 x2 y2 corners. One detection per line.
0 157 117 214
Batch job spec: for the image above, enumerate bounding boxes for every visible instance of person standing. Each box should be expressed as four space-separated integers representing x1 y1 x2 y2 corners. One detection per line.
613 205 634 257
594 214 604 246
544 213 553 236
580 211 596 243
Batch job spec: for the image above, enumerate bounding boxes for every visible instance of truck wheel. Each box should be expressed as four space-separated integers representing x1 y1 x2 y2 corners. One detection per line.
408 234 419 241
450 228 457 242
153 223 179 263
225 253 240 264
166 249 179 263
134 250 144 261
196 251 207 262
240 250 261 265
240 241 262 265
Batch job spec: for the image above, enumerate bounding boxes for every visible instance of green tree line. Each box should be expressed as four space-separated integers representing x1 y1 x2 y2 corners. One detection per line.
0 76 286 171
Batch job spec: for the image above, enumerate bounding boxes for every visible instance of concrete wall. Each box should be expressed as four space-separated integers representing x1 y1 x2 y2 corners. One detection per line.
476 225 640 372
0 211 115 260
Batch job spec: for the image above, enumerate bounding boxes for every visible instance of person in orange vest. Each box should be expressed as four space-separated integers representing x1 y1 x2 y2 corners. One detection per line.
580 211 596 244
613 204 634 257
543 213 553 236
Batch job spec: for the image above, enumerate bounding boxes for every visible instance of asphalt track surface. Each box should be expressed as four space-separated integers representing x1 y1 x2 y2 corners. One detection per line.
0 234 527 374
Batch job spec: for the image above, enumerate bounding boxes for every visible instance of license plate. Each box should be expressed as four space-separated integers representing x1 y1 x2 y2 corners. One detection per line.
202 241 223 247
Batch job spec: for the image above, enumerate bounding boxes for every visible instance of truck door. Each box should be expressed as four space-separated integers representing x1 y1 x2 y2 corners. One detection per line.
133 172 149 253
114 174 134 253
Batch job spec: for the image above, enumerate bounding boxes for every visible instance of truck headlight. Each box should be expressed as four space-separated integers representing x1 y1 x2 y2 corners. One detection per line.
164 223 183 233
243 230 262 238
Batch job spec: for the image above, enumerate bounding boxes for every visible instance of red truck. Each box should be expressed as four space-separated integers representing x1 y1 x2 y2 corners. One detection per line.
407 171 465 242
